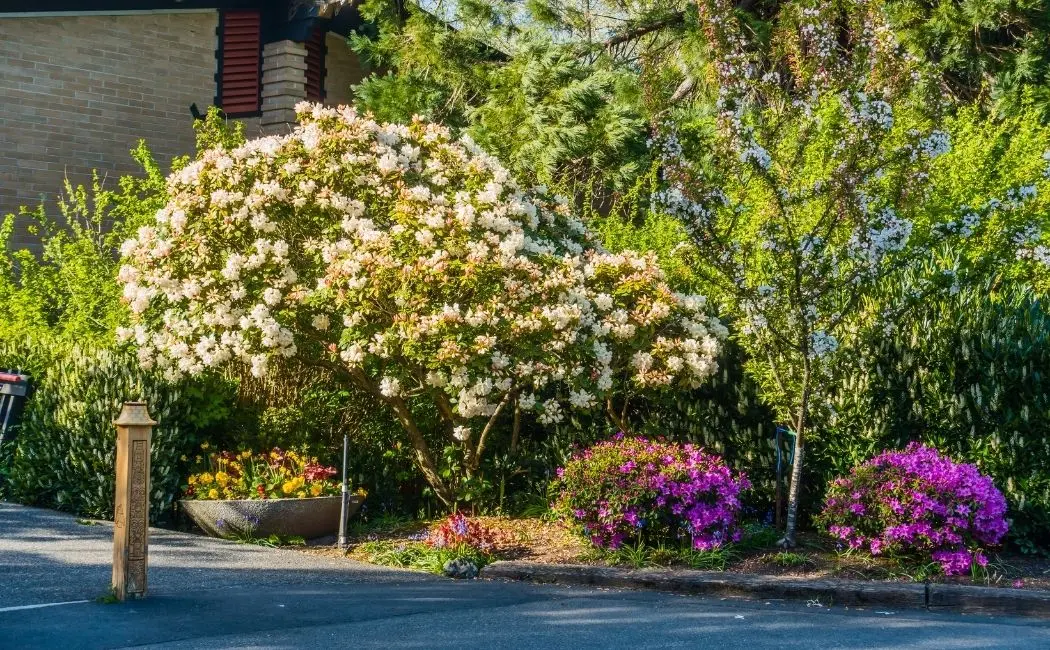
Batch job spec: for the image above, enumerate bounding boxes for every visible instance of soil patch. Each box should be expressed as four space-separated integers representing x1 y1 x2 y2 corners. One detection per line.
294 517 1050 590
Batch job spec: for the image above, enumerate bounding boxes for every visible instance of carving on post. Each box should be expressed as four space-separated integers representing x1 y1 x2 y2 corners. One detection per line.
112 402 156 601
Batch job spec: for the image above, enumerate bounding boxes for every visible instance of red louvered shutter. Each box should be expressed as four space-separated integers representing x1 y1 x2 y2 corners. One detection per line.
305 26 325 103
219 10 262 116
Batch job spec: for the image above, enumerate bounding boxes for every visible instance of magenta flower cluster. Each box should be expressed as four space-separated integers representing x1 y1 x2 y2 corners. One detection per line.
552 435 750 551
818 443 1008 575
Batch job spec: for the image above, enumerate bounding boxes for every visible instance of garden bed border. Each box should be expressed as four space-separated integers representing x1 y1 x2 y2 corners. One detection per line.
480 561 1050 618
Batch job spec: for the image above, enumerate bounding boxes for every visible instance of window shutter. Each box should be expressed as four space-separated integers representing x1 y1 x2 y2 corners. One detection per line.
305 26 325 103
219 10 262 116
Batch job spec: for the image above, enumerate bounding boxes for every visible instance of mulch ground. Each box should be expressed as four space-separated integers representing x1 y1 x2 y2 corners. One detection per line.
294 516 1050 591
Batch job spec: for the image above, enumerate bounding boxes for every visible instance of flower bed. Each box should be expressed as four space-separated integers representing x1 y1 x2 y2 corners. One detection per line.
817 443 1009 575
183 445 347 500
350 513 500 577
180 445 365 539
551 435 750 550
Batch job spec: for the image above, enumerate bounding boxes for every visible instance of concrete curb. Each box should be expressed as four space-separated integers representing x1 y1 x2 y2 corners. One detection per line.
480 561 1050 618
928 583 1050 618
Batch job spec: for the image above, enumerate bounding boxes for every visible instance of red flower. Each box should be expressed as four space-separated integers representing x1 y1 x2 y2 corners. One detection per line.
304 463 337 481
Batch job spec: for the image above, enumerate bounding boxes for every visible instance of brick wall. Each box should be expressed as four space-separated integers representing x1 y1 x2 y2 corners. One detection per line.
323 31 365 107
0 11 219 247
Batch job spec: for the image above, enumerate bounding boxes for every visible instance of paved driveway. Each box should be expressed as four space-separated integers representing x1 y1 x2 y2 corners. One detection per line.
1 502 1048 649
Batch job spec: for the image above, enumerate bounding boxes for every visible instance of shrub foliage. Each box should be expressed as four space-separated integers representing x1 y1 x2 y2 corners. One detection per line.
818 444 1009 575
552 436 750 550
1 341 229 520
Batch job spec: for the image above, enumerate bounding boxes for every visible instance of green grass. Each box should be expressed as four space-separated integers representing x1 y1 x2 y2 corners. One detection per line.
95 588 121 604
225 529 305 548
347 512 418 538
593 524 781 570
356 540 491 575
771 551 809 567
598 541 736 570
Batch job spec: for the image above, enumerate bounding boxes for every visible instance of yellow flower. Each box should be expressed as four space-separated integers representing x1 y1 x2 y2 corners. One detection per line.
199 472 214 484
207 488 219 499
195 455 202 464
200 442 210 450
296 490 306 498
188 475 198 486
180 455 188 462
240 450 253 460
281 476 305 495
309 484 323 497
215 472 230 487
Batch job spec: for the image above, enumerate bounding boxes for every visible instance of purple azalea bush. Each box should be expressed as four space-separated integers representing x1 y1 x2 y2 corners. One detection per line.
818 443 1008 575
551 435 750 550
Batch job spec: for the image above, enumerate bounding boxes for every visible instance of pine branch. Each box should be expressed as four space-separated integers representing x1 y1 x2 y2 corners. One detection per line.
603 12 686 50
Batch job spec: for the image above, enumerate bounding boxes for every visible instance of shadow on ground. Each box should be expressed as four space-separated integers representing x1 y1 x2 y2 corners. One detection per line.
2 502 1048 650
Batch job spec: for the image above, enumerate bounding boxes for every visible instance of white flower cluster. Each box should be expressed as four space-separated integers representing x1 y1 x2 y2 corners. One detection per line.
809 330 839 359
845 92 894 132
739 138 773 171
120 102 725 429
848 207 913 270
916 130 951 160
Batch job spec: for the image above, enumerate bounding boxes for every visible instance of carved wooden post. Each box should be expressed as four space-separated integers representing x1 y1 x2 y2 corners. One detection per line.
112 402 156 601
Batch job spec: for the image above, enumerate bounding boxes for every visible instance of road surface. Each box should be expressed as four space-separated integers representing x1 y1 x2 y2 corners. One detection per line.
1 502 1047 649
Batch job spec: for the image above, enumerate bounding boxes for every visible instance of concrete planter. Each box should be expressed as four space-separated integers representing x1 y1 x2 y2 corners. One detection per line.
179 495 363 540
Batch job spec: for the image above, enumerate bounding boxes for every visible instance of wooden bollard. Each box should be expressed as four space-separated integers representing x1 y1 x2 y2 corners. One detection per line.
112 402 156 601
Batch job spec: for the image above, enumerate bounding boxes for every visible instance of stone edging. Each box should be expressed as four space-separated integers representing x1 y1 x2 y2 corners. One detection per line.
479 561 1050 618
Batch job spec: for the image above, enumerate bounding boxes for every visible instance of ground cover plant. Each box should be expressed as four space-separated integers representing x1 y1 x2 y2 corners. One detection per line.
818 444 1009 576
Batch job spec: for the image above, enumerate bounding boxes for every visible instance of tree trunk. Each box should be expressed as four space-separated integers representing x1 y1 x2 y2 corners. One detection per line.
510 399 521 455
471 392 514 472
779 425 806 547
388 399 456 508
779 365 811 548
606 397 632 435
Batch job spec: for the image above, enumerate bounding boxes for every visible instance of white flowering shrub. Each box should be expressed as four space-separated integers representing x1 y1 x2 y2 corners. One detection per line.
118 103 724 505
650 0 1049 545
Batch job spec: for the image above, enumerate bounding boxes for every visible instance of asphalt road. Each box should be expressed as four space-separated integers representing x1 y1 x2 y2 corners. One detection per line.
1 502 1048 649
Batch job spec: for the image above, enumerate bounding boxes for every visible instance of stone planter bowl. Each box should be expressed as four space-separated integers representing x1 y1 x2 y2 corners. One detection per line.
179 495 363 540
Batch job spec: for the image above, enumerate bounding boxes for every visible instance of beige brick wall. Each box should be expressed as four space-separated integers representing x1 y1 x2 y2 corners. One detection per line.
324 32 365 107
0 11 219 247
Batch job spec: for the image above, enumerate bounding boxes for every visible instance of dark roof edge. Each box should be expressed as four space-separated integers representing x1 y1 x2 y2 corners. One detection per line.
0 0 364 41
0 1 267 12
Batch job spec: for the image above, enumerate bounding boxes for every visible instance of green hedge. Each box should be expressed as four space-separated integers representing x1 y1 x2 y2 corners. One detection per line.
815 281 1050 553
0 339 231 522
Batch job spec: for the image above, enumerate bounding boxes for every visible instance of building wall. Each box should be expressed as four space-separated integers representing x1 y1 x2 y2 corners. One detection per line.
0 11 219 247
323 31 365 107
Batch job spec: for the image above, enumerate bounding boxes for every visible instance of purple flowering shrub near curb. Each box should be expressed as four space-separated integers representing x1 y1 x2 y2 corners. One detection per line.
817 443 1009 575
551 435 750 551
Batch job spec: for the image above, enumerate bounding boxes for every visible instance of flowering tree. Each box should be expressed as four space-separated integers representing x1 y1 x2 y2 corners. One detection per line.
651 0 1048 545
118 103 725 506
